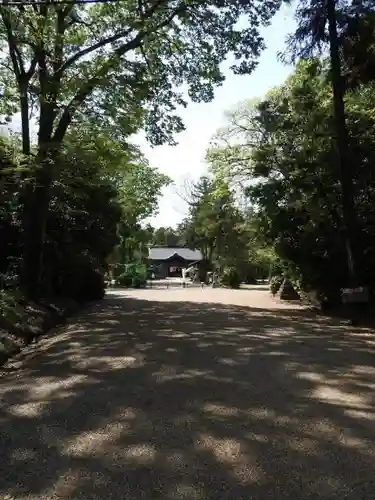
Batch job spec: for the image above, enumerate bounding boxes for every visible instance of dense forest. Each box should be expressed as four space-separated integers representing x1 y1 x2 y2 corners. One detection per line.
0 0 283 309
207 56 375 305
140 181 272 286
205 0 375 307
1 0 375 316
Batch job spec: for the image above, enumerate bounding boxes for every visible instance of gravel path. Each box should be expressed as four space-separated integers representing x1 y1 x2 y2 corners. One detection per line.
1 287 375 499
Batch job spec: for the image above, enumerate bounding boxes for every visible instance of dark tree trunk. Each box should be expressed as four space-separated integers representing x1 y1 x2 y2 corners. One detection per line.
326 0 358 286
20 104 57 299
19 82 30 155
20 163 53 299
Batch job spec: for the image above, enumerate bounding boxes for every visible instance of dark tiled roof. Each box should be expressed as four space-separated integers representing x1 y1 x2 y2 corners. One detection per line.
148 247 203 261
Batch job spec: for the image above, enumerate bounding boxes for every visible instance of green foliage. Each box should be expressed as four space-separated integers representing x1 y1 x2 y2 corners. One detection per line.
175 174 275 281
221 267 241 289
0 0 283 149
0 289 23 323
1 124 164 303
207 56 375 305
284 0 375 73
112 264 128 280
116 272 147 288
180 176 247 268
0 0 282 296
132 275 147 289
66 267 106 302
0 135 22 279
115 263 147 288
152 227 182 247
117 274 133 288
269 276 283 296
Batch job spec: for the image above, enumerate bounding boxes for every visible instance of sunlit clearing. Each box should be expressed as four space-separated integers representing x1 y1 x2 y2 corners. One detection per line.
123 443 157 465
165 451 191 472
66 326 107 335
311 385 372 410
238 346 253 354
297 372 326 383
344 408 375 422
196 434 264 485
135 342 154 351
173 414 196 426
11 448 38 461
203 403 239 417
30 374 89 399
351 365 375 377
75 355 145 370
295 416 375 458
153 367 210 382
6 376 91 418
265 350 287 356
63 423 128 457
288 436 318 456
245 432 269 443
218 357 237 366
247 407 277 420
197 342 212 348
62 408 138 457
9 401 46 418
167 483 205 499
99 319 120 325
50 468 108 498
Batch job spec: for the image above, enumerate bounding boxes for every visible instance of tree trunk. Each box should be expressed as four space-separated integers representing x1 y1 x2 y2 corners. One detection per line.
19 82 30 155
20 160 53 299
17 80 35 295
20 102 57 298
326 0 358 286
21 146 55 299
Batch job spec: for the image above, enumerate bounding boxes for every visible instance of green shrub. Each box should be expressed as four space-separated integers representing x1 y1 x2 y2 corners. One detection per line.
112 264 127 279
269 275 283 295
56 263 105 301
0 289 23 322
117 273 133 287
132 275 147 288
77 269 105 301
221 267 241 289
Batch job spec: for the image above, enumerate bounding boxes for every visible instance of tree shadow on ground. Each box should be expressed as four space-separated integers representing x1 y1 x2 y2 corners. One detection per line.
1 292 375 499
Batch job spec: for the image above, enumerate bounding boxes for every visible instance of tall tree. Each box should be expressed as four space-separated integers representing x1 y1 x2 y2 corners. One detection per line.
152 227 181 246
208 59 375 302
0 0 284 296
64 126 170 267
180 175 246 269
284 0 375 286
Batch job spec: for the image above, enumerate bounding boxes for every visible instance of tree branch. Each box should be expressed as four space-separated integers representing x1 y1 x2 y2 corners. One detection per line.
53 1 190 144
0 7 22 79
26 56 38 80
52 35 145 142
53 6 68 74
55 0 171 78
54 29 132 78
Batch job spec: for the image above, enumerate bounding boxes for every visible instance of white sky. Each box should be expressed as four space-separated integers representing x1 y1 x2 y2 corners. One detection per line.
139 4 296 228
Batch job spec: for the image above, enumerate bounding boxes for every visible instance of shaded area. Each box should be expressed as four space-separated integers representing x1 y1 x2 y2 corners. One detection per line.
1 291 375 499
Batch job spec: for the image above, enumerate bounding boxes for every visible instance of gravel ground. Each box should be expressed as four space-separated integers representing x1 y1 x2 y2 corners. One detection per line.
1 286 375 499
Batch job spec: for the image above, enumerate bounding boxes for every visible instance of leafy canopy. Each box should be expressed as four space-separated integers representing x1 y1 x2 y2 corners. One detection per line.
207 58 375 300
0 0 284 148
